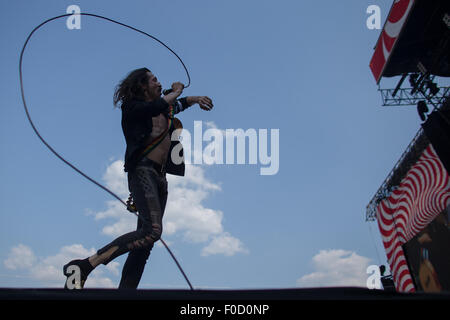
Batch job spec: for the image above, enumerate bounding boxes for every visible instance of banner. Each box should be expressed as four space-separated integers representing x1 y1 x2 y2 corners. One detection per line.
376 145 450 292
369 0 414 82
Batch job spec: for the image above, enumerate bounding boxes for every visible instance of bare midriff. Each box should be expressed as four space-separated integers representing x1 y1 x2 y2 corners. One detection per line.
145 113 171 165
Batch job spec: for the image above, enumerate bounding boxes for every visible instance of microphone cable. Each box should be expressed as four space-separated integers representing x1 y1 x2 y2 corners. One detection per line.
19 12 193 291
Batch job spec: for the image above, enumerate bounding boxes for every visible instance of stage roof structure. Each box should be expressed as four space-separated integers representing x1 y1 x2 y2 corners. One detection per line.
370 0 450 84
366 0 450 220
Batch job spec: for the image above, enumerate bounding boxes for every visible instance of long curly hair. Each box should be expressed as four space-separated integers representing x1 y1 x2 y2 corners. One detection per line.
113 67 151 108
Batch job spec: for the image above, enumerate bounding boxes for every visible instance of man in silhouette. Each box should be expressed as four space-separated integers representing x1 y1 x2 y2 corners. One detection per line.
63 67 213 289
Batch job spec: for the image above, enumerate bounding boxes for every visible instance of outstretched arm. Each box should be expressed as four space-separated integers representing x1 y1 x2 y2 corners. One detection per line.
174 96 214 114
185 96 214 111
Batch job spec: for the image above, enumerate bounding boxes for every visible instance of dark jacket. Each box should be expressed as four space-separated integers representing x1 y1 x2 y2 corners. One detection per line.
121 97 189 175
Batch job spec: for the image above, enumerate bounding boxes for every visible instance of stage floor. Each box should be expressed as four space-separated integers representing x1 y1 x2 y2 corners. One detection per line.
0 286 448 300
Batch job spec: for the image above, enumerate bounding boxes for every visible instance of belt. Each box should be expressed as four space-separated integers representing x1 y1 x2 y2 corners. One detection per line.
139 157 166 174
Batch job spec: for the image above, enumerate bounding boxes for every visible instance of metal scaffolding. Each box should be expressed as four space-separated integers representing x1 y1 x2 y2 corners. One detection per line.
365 129 429 221
379 86 450 107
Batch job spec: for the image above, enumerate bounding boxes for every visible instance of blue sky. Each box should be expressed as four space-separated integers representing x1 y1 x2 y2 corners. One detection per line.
0 0 442 289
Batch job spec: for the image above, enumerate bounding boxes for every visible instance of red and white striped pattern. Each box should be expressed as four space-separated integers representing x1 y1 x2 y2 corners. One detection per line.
376 145 450 292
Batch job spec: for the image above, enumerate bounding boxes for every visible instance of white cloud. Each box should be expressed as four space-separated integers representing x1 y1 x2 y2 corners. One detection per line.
296 249 371 288
91 199 136 237
201 232 249 256
3 244 36 270
101 159 129 198
3 244 117 288
105 261 120 276
164 167 224 242
90 159 246 256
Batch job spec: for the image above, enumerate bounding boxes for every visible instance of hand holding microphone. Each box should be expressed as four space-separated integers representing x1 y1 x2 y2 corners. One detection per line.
162 82 184 105
163 82 184 95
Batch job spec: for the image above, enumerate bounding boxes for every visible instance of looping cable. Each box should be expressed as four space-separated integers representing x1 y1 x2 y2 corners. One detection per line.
19 12 193 291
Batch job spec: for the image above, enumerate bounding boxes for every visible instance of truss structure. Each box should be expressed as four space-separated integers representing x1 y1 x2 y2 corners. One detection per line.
379 86 450 107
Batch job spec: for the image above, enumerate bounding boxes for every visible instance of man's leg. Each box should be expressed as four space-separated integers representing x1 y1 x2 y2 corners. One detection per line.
92 166 165 266
118 210 152 289
64 165 166 289
119 167 168 289
118 247 151 289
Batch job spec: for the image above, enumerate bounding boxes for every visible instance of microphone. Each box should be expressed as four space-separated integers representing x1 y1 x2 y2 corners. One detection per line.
163 83 185 96
162 88 173 96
